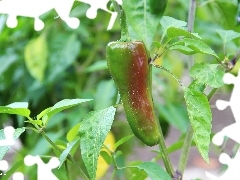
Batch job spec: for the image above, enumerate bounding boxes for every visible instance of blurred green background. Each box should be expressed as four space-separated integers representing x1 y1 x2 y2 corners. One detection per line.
0 0 240 179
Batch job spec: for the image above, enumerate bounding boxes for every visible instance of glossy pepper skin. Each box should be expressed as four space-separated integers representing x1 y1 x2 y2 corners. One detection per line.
106 41 160 146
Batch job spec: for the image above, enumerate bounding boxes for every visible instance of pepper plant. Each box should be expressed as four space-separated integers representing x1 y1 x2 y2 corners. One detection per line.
0 0 240 180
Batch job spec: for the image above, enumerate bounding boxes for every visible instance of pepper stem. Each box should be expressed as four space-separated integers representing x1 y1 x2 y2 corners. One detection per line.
110 0 130 41
119 10 130 42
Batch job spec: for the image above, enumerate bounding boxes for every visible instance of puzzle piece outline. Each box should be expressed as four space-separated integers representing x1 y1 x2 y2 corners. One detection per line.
0 126 15 147
24 155 60 180
0 0 80 31
78 0 122 30
0 159 24 180
206 149 240 180
0 0 122 31
212 70 240 146
206 69 240 179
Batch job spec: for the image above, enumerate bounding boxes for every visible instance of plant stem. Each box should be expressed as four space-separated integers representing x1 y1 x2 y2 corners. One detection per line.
110 0 130 42
65 161 71 180
25 127 39 133
120 10 130 42
148 63 177 177
40 130 89 180
187 0 196 68
110 169 117 180
177 87 219 178
103 144 120 180
187 0 196 33
157 124 175 177
151 63 184 87
103 144 119 169
208 88 218 100
177 126 193 176
110 0 121 15
177 1 197 179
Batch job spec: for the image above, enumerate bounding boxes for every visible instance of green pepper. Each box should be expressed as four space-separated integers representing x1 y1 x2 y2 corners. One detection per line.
106 41 160 146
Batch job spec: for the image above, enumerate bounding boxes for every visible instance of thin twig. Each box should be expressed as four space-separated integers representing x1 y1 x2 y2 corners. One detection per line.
65 161 71 180
40 131 89 180
103 144 119 170
177 0 197 179
187 0 196 68
177 87 219 178
151 62 184 87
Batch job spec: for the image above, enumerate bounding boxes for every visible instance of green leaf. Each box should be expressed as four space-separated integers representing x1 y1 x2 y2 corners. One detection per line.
26 120 42 126
129 161 148 180
94 80 116 110
35 99 91 128
115 150 123 159
175 38 219 58
0 53 17 76
167 140 186 154
99 151 112 164
216 29 240 45
47 33 81 82
2 160 25 180
188 80 206 92
189 62 225 88
0 102 30 117
24 34 48 82
169 45 195 55
122 0 164 50
184 87 212 163
167 140 195 154
59 138 79 168
156 103 189 133
37 107 51 120
30 131 64 155
167 27 201 39
160 16 187 38
85 61 107 72
114 134 134 150
131 162 171 180
152 140 196 160
0 127 25 160
214 0 237 28
79 106 116 180
152 41 161 49
67 123 80 142
6 102 28 108
46 99 92 122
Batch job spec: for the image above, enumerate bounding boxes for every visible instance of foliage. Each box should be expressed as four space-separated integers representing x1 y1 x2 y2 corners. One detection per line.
0 0 240 179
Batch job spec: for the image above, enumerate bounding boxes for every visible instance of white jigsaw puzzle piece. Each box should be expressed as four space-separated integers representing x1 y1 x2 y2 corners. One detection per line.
216 70 240 121
12 172 24 180
0 0 79 31
207 69 240 179
0 0 122 31
0 160 9 171
213 70 240 146
0 126 15 146
206 150 240 180
78 0 121 30
24 155 60 180
0 160 24 180
212 123 240 146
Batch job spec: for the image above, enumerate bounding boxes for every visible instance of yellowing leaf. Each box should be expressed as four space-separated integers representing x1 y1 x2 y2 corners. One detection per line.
96 131 115 180
24 34 48 82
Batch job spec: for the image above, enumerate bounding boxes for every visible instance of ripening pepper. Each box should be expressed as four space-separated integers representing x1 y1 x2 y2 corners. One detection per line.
106 41 160 146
